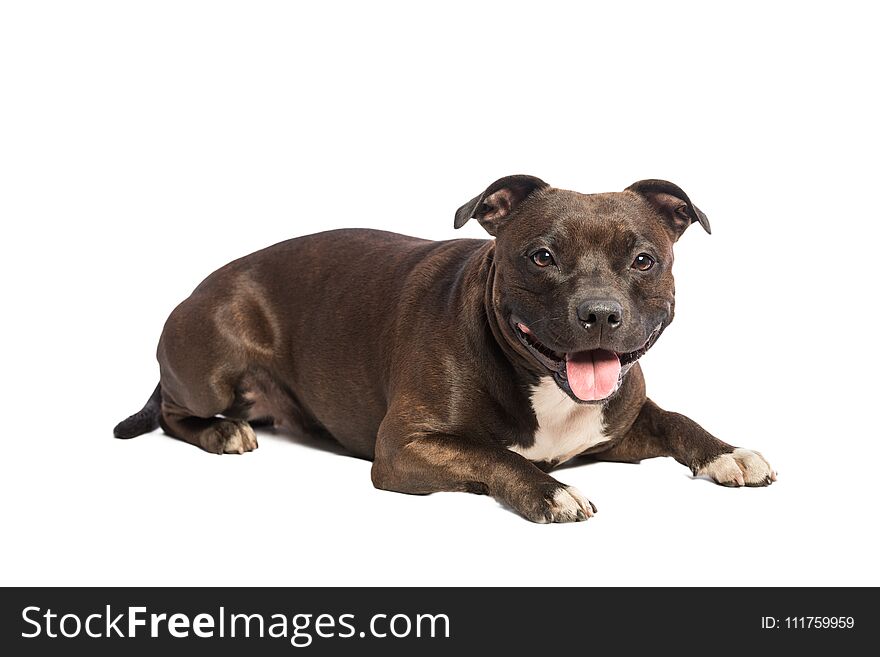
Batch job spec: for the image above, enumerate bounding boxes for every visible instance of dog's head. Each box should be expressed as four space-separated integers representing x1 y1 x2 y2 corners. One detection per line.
455 175 710 403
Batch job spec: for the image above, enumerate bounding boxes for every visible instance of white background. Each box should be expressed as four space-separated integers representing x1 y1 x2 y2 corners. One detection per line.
2 1 878 587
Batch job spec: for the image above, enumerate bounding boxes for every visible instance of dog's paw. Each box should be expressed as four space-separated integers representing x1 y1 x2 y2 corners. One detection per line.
199 420 258 455
522 484 597 523
696 448 776 487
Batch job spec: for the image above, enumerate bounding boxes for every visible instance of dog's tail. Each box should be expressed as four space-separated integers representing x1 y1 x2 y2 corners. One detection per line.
113 383 162 439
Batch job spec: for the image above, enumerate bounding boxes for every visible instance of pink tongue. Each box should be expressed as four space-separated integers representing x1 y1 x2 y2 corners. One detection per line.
566 350 621 401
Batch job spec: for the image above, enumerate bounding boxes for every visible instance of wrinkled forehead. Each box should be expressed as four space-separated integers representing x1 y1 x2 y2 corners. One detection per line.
514 189 668 250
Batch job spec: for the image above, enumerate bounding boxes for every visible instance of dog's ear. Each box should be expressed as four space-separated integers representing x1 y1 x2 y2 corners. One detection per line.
626 179 711 240
454 175 549 235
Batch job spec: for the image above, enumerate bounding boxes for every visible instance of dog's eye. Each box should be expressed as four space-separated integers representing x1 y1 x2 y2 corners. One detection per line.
631 253 655 271
530 249 555 268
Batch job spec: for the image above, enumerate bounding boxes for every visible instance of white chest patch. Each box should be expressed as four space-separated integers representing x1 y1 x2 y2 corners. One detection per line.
509 378 609 465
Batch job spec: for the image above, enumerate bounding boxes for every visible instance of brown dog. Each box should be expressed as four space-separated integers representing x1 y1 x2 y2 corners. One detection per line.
115 175 775 522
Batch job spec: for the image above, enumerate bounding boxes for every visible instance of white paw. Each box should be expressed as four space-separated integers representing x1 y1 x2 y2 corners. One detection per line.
542 485 597 523
222 422 258 454
697 448 776 487
199 420 259 455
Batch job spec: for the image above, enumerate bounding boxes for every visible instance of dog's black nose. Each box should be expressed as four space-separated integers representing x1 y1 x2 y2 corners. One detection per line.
577 300 623 330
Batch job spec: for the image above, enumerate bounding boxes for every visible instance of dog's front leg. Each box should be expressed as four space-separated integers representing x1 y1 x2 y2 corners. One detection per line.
598 399 777 487
372 418 595 523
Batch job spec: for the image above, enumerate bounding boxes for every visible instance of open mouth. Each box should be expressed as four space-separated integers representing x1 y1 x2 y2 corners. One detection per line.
511 318 663 403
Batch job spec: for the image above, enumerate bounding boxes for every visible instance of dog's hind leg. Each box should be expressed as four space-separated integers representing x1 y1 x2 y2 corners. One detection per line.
155 351 261 454
159 399 258 455
153 286 271 455
156 359 259 455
